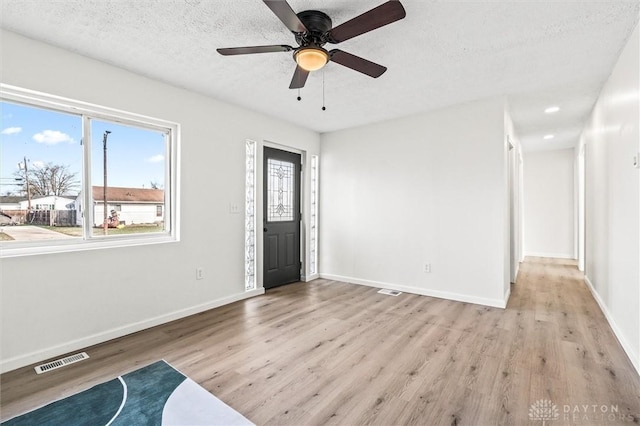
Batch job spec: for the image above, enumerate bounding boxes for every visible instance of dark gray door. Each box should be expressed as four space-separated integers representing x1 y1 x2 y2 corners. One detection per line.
263 147 301 289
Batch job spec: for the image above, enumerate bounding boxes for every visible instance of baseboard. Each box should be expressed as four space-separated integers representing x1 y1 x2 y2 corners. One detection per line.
504 283 512 306
584 275 640 375
0 288 265 374
319 273 507 309
523 252 576 259
304 273 320 282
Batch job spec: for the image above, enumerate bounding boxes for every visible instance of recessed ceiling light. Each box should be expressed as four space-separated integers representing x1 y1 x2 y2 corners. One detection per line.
543 134 555 140
545 106 560 113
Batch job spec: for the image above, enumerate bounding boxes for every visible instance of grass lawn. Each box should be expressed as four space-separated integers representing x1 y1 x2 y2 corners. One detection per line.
40 225 164 237
94 225 164 236
0 231 14 241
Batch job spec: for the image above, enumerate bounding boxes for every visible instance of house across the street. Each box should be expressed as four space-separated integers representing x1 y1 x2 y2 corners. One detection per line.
1 195 76 211
75 186 164 226
20 195 75 211
0 196 24 212
0 195 76 224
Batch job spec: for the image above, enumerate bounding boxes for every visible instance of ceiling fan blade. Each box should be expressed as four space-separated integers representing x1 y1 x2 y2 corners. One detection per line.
329 50 387 78
263 0 308 33
289 66 309 89
217 45 293 55
328 1 406 44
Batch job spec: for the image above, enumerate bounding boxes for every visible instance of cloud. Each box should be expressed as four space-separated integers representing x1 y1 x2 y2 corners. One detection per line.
147 154 164 163
32 160 45 169
1 127 22 135
33 130 74 145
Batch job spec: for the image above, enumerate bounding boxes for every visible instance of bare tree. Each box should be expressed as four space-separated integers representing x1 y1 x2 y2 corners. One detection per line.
14 162 80 196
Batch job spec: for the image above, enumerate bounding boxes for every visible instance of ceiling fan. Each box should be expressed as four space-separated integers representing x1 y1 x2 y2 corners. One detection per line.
217 0 406 89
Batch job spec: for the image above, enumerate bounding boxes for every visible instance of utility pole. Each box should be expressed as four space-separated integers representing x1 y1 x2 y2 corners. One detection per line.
19 156 32 211
103 131 111 235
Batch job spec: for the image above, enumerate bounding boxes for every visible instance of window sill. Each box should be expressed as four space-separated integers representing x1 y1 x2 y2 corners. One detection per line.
0 234 179 258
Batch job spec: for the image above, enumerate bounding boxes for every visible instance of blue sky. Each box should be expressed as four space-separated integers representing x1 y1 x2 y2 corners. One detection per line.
1 101 165 196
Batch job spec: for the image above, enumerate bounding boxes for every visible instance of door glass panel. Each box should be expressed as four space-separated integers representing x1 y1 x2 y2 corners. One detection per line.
267 158 295 222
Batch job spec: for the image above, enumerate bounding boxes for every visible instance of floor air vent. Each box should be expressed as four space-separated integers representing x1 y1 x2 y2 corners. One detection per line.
378 288 402 296
34 352 89 374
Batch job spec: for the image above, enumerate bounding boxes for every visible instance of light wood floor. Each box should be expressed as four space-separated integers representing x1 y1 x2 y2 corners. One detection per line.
1 258 639 425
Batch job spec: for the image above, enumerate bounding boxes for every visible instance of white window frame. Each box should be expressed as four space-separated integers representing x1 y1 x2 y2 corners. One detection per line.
0 84 180 258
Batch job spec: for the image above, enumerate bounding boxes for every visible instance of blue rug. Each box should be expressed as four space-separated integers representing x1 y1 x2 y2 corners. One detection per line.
2 360 254 426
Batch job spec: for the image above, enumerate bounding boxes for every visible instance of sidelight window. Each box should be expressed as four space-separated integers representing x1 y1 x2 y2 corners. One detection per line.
244 140 256 291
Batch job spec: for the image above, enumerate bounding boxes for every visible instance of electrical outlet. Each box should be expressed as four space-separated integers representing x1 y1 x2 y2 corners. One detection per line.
229 203 240 214
424 263 431 273
196 267 204 280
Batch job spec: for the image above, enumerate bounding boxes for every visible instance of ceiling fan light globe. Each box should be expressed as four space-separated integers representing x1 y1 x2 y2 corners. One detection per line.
295 48 328 72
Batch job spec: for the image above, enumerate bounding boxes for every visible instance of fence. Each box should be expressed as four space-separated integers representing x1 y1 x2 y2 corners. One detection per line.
26 210 77 226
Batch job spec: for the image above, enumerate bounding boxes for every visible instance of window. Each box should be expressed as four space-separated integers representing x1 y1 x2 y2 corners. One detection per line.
266 158 295 222
309 155 318 275
0 84 179 257
244 140 256 291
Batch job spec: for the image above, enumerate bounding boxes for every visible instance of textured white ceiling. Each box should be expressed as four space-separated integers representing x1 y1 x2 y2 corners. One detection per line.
1 0 638 151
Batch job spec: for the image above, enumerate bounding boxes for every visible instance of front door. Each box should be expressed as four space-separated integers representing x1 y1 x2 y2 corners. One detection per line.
263 147 301 289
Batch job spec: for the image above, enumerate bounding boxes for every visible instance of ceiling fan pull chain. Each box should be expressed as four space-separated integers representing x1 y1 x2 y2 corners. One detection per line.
297 89 301 101
322 70 327 111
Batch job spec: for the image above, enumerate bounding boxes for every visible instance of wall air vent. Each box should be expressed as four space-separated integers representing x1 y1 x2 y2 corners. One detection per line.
377 289 402 296
34 352 89 374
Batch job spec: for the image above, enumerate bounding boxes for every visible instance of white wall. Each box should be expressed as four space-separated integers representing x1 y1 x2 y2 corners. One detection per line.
522 148 575 259
0 30 320 372
580 22 639 373
319 97 509 308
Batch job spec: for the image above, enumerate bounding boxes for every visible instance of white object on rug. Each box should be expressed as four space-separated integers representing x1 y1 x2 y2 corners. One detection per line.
162 378 254 426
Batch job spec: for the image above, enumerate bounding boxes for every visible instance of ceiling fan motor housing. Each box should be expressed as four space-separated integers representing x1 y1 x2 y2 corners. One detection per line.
295 10 332 47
